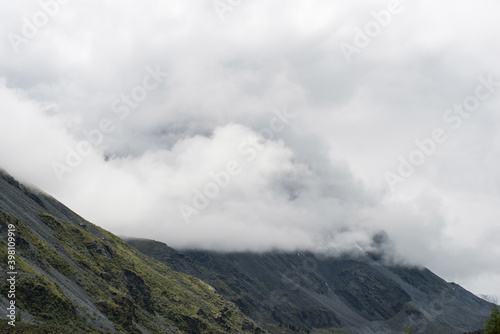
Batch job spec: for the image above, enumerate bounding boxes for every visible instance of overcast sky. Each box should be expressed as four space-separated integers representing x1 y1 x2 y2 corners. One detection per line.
1 0 499 300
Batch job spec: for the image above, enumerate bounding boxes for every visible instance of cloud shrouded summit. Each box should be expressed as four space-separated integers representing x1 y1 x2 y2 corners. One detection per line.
1 0 499 299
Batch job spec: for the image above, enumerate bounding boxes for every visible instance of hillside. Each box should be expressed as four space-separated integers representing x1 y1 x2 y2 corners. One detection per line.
0 168 494 334
0 169 262 333
127 238 494 334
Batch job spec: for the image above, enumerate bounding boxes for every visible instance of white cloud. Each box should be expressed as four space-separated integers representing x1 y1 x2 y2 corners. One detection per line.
1 0 499 299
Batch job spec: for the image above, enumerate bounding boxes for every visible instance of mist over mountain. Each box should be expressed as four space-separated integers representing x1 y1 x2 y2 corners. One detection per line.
1 0 499 304
0 169 262 333
0 170 495 333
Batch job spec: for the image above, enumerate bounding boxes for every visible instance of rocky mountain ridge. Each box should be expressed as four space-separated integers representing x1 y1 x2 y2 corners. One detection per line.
127 238 494 333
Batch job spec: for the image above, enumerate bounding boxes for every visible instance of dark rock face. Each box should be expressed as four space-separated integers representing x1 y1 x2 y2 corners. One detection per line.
128 239 495 334
121 268 153 312
318 259 411 320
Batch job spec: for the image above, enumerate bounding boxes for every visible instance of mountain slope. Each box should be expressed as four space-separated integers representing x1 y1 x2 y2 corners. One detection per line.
0 170 263 333
0 168 494 334
127 238 494 334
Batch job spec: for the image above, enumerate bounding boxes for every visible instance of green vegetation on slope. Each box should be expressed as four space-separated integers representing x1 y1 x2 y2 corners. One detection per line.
0 209 262 333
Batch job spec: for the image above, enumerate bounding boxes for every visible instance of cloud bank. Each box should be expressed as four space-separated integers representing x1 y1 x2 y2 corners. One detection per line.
1 0 499 298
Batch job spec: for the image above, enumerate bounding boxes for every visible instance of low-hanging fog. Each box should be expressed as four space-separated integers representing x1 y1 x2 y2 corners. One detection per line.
1 0 499 300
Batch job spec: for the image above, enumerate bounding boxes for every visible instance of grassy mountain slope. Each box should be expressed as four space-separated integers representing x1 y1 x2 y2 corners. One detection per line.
0 170 262 333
